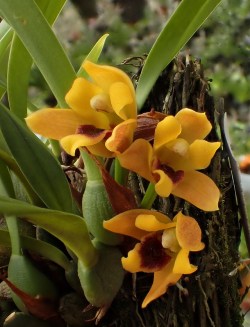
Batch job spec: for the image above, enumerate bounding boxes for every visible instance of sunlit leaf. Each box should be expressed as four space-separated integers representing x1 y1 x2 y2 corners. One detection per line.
136 0 222 109
77 33 109 78
0 0 76 107
0 229 71 271
0 102 75 213
7 0 67 120
0 195 97 267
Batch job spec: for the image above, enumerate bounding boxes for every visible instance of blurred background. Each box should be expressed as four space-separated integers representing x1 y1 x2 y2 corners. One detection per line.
30 0 250 156
25 0 250 163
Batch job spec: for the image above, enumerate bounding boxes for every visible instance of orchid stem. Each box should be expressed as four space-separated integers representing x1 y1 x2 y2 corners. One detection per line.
114 158 127 185
49 139 61 159
80 149 102 181
140 182 157 209
5 215 22 255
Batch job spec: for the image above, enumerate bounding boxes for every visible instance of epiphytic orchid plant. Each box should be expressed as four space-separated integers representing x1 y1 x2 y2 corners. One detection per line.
0 0 223 324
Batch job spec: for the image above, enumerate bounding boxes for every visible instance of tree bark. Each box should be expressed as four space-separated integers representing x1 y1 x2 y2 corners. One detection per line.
70 0 97 19
100 55 243 326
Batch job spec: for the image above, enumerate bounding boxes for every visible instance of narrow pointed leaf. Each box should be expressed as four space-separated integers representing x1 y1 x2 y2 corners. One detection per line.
0 102 75 213
136 0 222 109
7 0 67 120
0 20 12 64
77 34 109 78
0 195 97 267
0 0 76 107
0 229 71 271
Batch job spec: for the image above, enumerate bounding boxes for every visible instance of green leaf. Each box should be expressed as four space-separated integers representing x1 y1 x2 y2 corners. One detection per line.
0 148 41 205
0 229 71 271
136 0 222 109
0 102 75 213
0 195 97 268
0 0 76 107
7 0 67 120
0 21 13 99
0 159 22 255
77 34 109 78
8 34 32 120
0 20 12 64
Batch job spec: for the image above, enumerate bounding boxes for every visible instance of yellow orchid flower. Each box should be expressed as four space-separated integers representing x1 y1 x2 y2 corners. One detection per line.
26 61 137 157
103 209 204 308
118 108 221 211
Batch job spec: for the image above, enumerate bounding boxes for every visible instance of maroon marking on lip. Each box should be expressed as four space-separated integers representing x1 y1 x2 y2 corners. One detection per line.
161 165 184 184
76 125 112 140
139 234 171 270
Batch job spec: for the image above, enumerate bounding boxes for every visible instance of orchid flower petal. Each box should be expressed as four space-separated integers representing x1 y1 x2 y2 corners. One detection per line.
187 140 220 170
122 243 157 273
153 169 173 197
172 171 220 211
109 82 136 120
121 243 144 273
157 139 220 172
176 212 205 251
135 213 174 232
156 138 190 170
173 248 197 274
103 209 152 240
142 258 181 308
65 77 109 129
175 108 212 143
25 109 82 139
118 139 155 183
83 60 135 96
154 116 181 151
86 142 113 157
105 119 137 154
60 131 107 156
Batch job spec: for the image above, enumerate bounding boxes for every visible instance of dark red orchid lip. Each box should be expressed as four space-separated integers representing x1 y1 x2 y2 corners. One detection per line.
152 159 184 185
161 165 184 184
139 233 171 271
76 125 112 140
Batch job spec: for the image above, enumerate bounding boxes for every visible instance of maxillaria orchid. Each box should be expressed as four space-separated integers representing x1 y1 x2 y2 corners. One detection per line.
118 108 221 211
104 209 204 308
26 61 137 157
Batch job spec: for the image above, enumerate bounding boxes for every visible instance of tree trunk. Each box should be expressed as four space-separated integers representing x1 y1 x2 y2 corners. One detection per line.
70 0 97 19
100 55 243 326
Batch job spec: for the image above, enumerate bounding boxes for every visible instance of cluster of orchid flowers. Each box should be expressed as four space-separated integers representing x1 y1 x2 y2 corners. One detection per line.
26 61 220 308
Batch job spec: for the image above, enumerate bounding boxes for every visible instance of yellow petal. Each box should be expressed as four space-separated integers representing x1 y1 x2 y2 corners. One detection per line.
156 139 189 171
109 82 136 120
188 140 220 170
103 209 153 240
121 243 143 273
26 109 82 139
60 132 107 156
166 138 189 156
105 119 137 154
162 228 180 252
135 213 173 232
65 77 109 129
83 60 136 97
172 171 220 211
173 248 197 274
87 141 113 158
142 257 181 308
153 169 173 197
175 108 212 143
118 139 155 183
175 212 205 251
157 139 220 172
154 116 181 152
